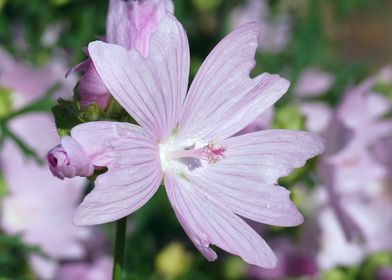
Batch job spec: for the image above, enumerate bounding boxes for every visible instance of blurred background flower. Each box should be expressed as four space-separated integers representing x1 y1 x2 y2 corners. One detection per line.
0 0 391 279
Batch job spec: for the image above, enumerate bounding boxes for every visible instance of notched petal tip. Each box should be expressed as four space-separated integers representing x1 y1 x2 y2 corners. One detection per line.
309 132 327 156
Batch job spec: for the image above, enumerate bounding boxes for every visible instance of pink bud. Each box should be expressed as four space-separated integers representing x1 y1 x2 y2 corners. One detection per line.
47 136 94 179
71 0 173 110
77 59 110 110
106 0 174 57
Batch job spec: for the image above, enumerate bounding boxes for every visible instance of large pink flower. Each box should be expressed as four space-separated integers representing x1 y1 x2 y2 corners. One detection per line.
0 48 89 279
54 15 325 268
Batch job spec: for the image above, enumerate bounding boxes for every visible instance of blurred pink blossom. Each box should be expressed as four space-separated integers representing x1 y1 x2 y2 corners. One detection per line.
299 102 333 134
293 68 334 134
247 238 317 279
49 15 325 268
73 0 173 110
0 51 91 279
230 0 291 53
0 47 76 109
55 257 113 280
315 77 392 269
378 267 392 280
295 68 335 97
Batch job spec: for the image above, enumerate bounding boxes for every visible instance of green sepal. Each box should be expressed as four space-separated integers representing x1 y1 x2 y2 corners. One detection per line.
78 103 100 122
87 166 108 182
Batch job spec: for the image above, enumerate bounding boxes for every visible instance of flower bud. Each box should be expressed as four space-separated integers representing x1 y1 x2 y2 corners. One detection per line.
77 59 110 110
71 0 174 111
47 136 94 179
106 0 174 57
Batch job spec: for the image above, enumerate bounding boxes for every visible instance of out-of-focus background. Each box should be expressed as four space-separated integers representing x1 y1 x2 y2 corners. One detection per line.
0 0 391 279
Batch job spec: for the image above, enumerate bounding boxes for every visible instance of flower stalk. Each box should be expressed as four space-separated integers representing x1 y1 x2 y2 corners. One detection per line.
112 217 127 280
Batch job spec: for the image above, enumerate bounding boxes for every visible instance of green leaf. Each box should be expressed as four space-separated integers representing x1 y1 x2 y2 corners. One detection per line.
323 268 351 280
2 83 59 122
272 105 305 130
1 124 41 163
192 0 221 12
51 99 83 137
0 174 7 198
0 88 12 118
373 80 392 102
360 251 392 280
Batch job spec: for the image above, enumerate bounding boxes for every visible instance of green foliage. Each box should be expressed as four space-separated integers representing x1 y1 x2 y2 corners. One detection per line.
1 0 391 279
51 99 82 137
322 252 392 280
0 175 6 198
0 234 45 280
272 105 305 130
0 88 11 118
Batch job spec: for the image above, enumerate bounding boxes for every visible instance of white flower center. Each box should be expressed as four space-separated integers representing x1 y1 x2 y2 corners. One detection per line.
159 137 225 174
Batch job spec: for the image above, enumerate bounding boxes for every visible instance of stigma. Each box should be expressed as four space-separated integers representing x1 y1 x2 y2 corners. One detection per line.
160 140 226 172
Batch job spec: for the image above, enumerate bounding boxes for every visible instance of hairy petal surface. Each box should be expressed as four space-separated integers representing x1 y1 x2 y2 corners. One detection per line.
89 14 189 141
73 122 162 225
177 23 289 143
165 172 277 268
186 130 325 226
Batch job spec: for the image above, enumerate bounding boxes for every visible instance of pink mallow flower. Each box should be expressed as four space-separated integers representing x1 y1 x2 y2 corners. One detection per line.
55 257 112 280
1 118 91 279
71 0 173 110
247 238 317 279
230 0 291 53
294 68 335 98
315 78 392 270
293 68 335 134
50 15 325 268
0 49 89 279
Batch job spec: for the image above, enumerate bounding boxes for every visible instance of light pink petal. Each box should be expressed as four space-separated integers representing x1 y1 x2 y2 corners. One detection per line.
189 174 302 227
317 208 365 270
72 122 162 225
299 102 332 134
89 14 189 141
164 172 277 268
186 130 324 226
294 68 334 97
338 79 391 131
177 23 289 143
220 130 325 184
71 121 141 166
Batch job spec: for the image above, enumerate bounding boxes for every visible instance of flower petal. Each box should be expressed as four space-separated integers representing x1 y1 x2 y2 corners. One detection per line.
71 121 145 166
164 172 277 268
73 122 162 225
177 23 289 143
187 130 325 226
89 14 190 141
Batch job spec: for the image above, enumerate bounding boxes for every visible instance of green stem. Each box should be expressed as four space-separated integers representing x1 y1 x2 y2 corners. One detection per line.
112 217 127 280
